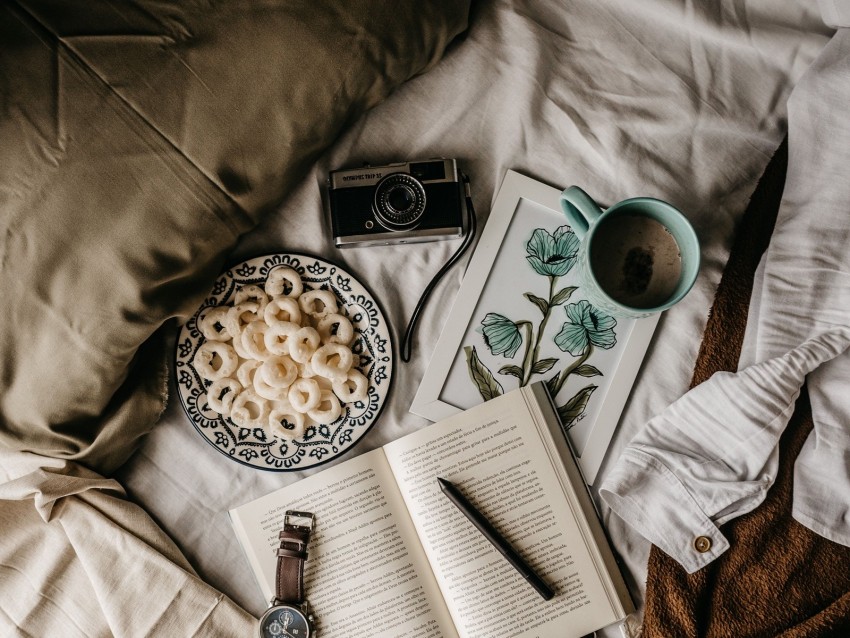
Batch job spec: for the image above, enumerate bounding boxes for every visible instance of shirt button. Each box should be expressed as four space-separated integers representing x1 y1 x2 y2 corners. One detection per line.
694 536 712 553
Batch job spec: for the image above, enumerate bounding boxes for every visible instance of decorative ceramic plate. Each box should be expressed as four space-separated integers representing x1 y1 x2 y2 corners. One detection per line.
174 253 393 471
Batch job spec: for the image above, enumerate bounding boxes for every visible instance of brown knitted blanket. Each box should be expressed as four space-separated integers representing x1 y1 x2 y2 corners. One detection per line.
641 139 850 637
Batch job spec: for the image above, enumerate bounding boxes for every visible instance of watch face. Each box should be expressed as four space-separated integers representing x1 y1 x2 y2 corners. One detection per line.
259 605 310 638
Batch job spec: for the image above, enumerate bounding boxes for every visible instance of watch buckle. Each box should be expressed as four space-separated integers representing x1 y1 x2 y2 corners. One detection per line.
284 510 315 532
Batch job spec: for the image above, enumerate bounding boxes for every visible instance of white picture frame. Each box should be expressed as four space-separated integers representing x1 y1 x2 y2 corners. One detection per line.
410 170 659 484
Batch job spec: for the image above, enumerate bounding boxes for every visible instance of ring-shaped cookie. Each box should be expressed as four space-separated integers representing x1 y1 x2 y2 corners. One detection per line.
236 359 262 388
193 341 239 382
332 369 369 403
287 378 322 413
241 321 269 359
297 361 316 378
307 390 342 425
310 343 353 382
224 301 261 337
230 326 252 359
265 267 303 298
253 369 289 401
206 377 242 415
264 297 302 326
198 306 232 342
230 390 270 428
264 321 299 356
234 284 269 310
242 321 272 361
260 356 299 389
313 375 334 391
268 407 307 440
317 313 355 345
288 327 322 364
298 289 338 320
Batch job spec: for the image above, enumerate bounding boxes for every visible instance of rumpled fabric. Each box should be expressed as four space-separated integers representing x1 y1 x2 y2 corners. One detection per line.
636 137 850 638
601 330 850 573
0 450 256 635
601 0 850 572
0 0 468 475
108 1 833 633
0 1 469 635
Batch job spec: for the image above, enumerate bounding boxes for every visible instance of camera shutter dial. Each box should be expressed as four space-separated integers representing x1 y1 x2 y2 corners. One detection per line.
373 173 427 230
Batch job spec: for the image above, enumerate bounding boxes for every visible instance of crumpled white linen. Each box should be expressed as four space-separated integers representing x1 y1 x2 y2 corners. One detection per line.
0 449 255 636
23 0 825 636
601 0 850 574
601 329 850 573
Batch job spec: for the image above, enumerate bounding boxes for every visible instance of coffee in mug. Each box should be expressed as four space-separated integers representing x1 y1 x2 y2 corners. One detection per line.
589 213 682 309
560 186 700 319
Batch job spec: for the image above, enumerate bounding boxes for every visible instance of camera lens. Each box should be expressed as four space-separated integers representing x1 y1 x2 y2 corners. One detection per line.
373 173 426 230
388 186 415 213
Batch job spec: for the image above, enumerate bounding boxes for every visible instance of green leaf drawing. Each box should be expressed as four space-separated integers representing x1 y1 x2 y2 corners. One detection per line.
531 358 558 374
557 385 598 428
573 364 603 377
550 286 578 306
465 346 503 401
545 372 560 398
524 293 548 315
498 364 524 379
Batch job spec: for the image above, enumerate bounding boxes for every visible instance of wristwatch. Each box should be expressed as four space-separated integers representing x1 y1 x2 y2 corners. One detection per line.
258 511 316 638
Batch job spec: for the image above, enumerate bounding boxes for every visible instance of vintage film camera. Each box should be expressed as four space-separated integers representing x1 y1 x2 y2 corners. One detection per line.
328 159 466 247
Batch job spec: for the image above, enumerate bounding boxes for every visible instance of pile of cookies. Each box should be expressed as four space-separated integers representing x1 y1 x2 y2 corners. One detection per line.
192 267 368 440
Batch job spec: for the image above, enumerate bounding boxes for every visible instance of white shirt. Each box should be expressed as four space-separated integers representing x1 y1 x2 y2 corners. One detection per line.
600 0 850 574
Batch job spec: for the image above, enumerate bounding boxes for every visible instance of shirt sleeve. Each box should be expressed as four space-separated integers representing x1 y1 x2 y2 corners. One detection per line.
599 448 734 573
600 331 850 573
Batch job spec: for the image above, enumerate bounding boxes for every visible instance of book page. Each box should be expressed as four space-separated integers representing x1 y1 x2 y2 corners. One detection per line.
384 392 620 638
229 449 458 638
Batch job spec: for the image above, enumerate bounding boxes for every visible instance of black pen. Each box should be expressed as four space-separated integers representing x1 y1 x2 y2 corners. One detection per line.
437 477 555 601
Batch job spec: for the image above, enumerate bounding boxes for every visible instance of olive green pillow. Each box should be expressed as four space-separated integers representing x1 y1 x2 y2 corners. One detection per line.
0 0 469 473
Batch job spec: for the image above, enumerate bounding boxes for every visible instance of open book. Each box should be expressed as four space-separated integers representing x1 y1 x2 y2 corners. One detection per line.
230 383 633 638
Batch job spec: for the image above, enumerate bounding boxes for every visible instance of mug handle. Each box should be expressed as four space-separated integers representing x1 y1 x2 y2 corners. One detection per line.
560 186 602 237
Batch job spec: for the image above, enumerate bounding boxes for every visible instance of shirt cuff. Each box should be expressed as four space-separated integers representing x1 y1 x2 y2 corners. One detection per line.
599 447 730 574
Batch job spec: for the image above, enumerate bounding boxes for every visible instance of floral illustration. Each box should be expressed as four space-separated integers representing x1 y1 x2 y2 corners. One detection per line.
481 313 524 358
465 225 618 429
526 226 581 277
554 300 617 354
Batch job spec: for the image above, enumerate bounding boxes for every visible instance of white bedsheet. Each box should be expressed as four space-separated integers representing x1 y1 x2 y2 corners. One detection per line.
116 0 832 632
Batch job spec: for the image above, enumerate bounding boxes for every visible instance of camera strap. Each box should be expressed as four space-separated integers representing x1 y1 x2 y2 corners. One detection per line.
400 173 477 363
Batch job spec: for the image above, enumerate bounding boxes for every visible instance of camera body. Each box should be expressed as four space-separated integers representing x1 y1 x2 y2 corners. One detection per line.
328 159 465 248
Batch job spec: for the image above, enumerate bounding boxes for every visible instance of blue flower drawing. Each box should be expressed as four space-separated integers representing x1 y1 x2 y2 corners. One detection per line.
554 300 617 355
481 313 523 358
526 226 580 277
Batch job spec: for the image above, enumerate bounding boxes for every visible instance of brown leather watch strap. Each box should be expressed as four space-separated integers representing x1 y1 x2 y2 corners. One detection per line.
274 511 313 605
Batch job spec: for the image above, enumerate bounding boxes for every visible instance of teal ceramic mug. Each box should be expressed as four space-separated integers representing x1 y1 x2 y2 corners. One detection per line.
560 186 700 319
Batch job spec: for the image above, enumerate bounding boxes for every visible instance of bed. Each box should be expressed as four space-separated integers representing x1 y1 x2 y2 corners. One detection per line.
0 0 843 635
